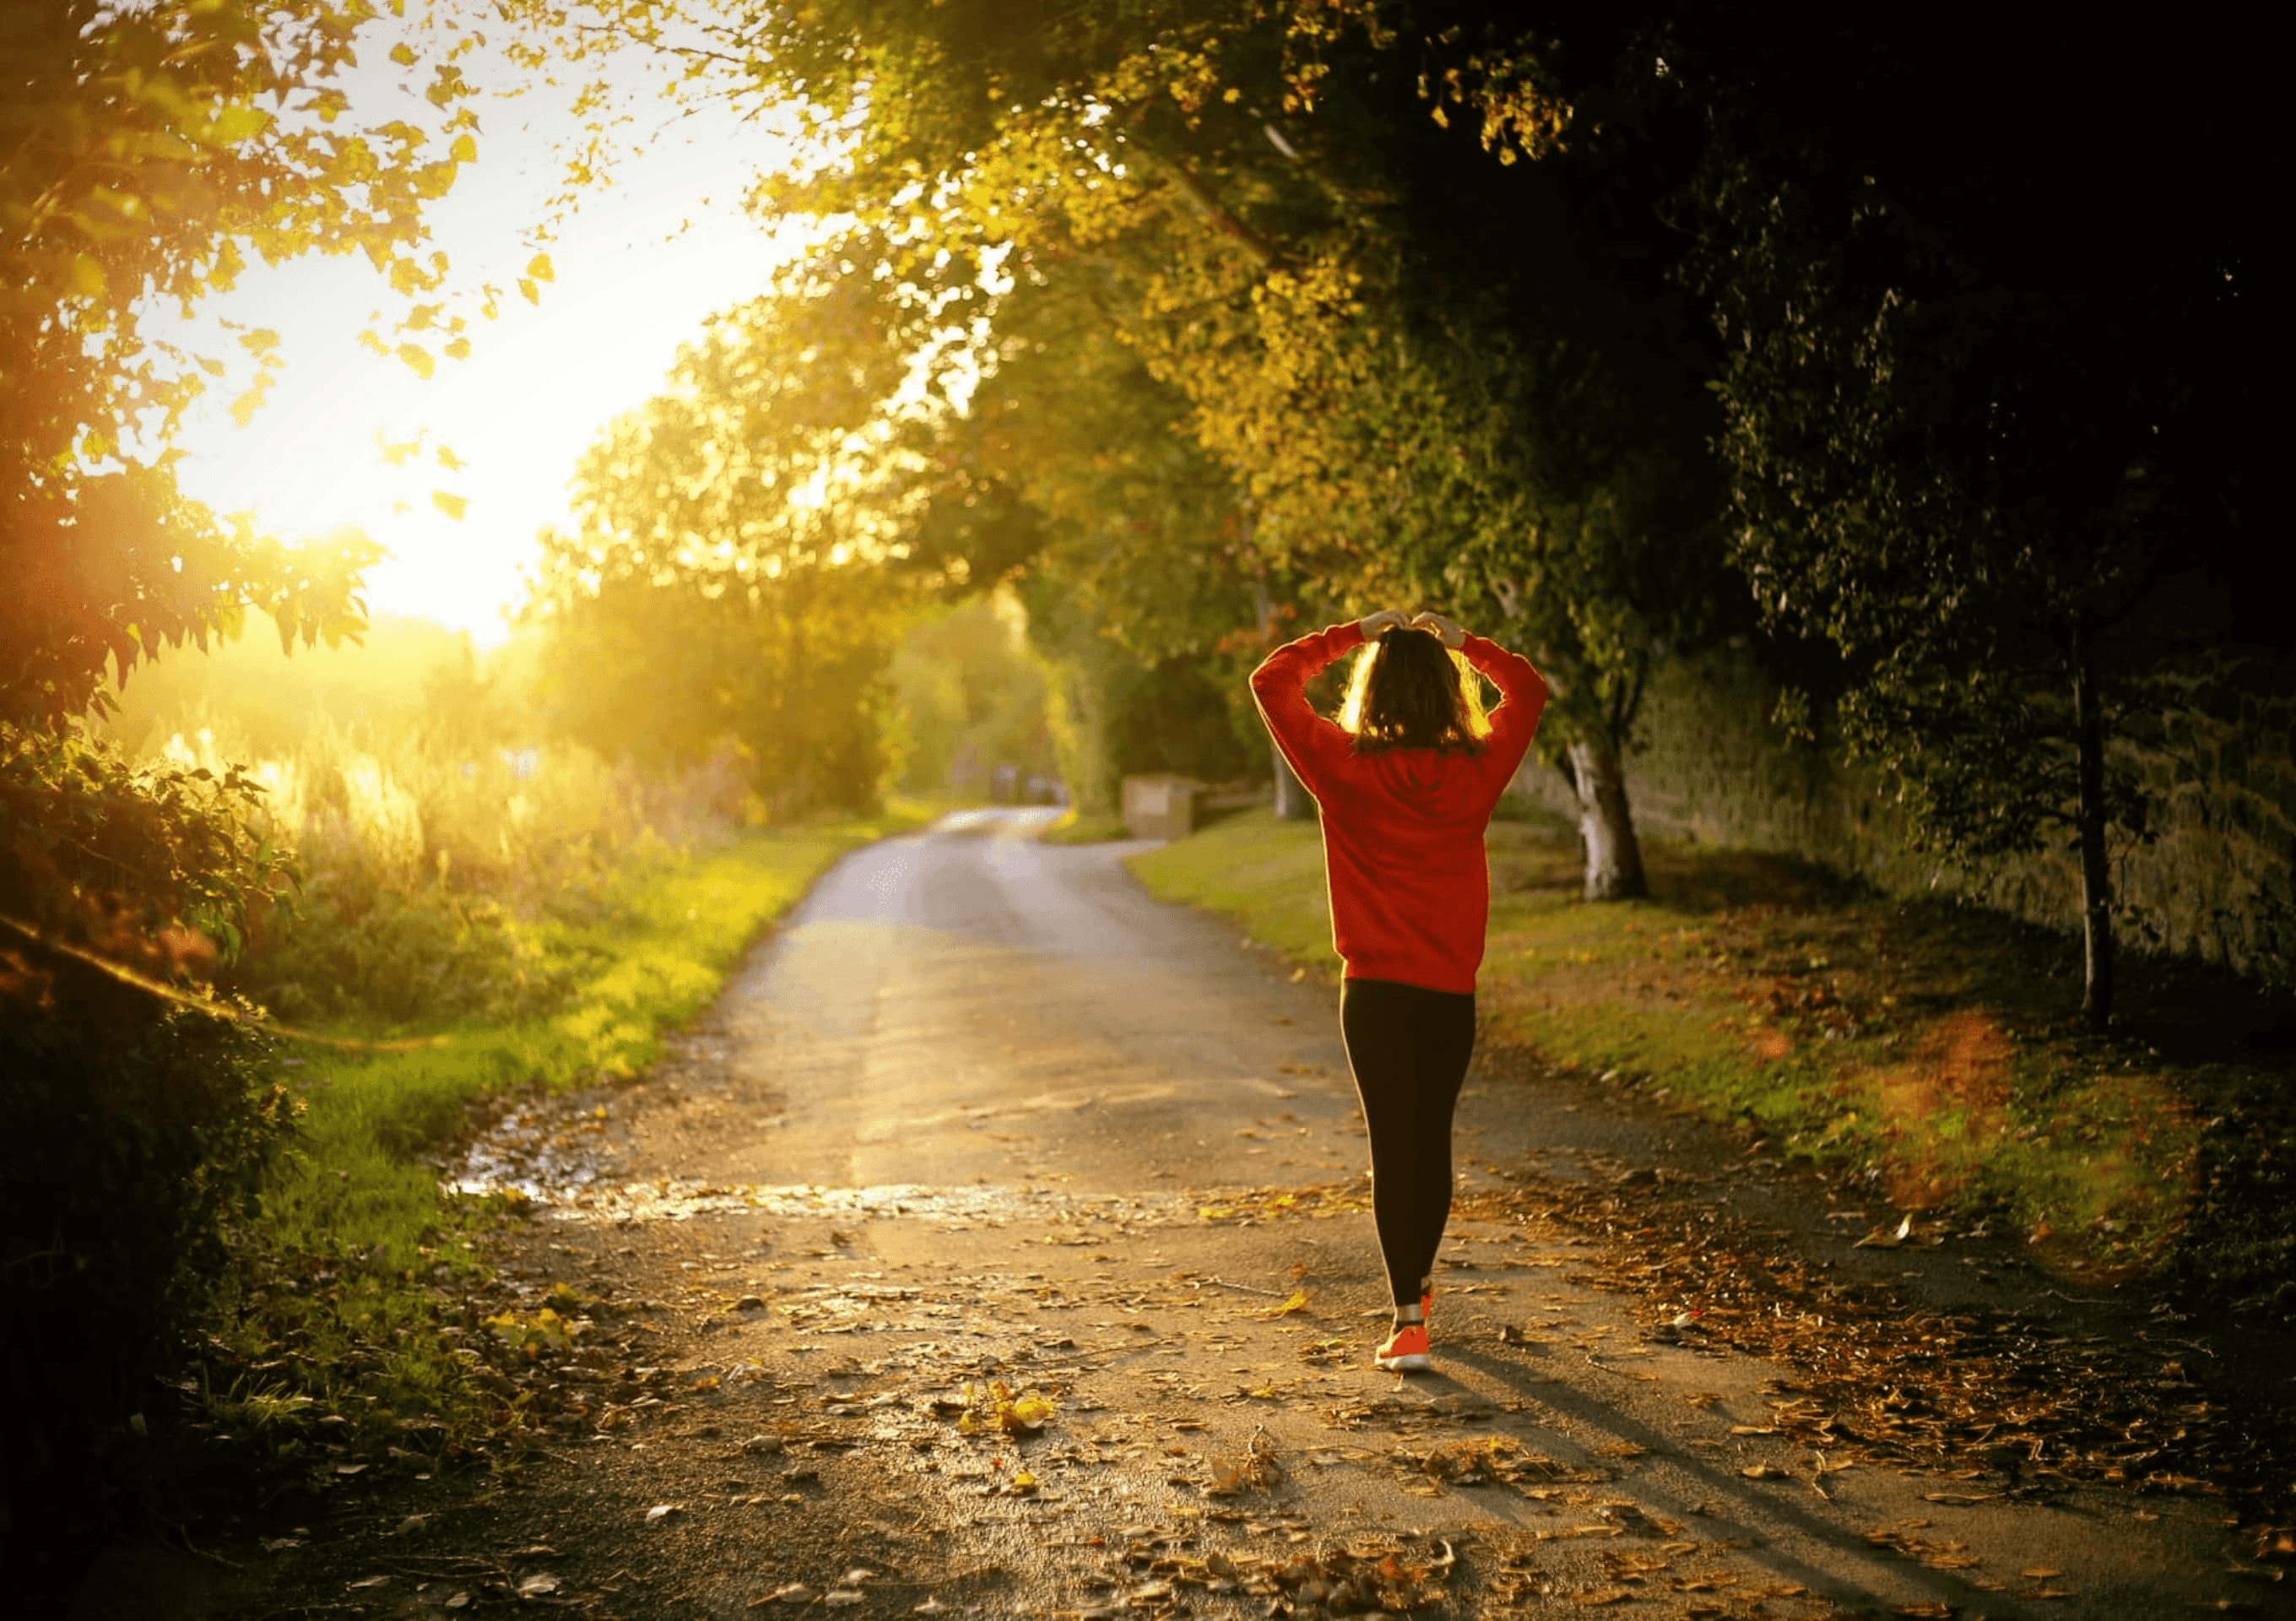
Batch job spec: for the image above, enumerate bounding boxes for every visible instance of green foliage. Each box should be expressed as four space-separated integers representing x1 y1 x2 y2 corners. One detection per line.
182 818 923 1512
0 1 474 729
1110 659 1261 784
1133 806 2252 1288
0 3 477 1559
525 283 920 819
0 724 301 1575
102 610 487 762
115 643 695 1029
890 595 1058 794
1674 15 2269 1017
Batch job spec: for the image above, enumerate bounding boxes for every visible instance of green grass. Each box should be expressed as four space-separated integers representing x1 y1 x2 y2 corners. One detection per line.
1132 807 2293 1293
1041 808 1138 845
195 808 929 1471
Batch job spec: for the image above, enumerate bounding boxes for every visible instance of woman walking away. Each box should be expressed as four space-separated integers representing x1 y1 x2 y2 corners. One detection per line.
1250 608 1547 1372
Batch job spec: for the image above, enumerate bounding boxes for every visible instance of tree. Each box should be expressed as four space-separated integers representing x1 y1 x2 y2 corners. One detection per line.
523 277 925 816
500 0 1736 897
0 2 476 1569
883 258 1279 815
1676 15 2268 1023
2 0 479 730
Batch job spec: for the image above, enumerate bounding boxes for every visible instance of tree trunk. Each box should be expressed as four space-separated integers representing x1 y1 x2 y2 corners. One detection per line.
1271 743 1314 821
2072 621 2115 1027
1252 567 1315 821
1565 740 1648 902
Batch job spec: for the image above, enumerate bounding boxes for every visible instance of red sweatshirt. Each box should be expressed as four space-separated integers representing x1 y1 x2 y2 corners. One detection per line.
1250 621 1548 994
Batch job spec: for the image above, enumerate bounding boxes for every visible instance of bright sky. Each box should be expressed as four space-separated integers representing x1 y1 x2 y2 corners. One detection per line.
154 25 802 645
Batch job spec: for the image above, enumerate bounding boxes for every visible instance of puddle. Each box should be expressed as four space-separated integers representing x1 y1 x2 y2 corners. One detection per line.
548 1179 1193 1228
449 1093 615 1202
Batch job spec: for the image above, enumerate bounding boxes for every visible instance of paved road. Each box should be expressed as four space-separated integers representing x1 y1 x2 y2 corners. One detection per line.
134 810 2276 1619
629 805 1361 1197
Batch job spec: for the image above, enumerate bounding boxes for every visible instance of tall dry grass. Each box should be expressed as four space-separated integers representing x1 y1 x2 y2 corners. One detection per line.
119 621 750 1027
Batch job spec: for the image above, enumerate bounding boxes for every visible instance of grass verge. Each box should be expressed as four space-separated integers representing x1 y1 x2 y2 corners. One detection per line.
181 808 929 1502
1040 809 1134 844
1130 807 2295 1299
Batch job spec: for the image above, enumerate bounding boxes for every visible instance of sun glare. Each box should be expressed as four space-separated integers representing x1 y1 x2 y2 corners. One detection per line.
149 33 807 645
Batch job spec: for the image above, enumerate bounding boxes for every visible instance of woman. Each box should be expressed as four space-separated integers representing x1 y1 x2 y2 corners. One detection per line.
1250 608 1547 1371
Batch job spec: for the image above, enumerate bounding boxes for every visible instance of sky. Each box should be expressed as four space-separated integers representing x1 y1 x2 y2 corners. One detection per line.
153 23 804 645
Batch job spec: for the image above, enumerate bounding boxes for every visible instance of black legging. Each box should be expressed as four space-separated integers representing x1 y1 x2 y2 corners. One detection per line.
1339 977 1477 1309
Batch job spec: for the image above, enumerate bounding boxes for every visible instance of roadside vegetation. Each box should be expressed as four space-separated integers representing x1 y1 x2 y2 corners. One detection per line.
182 814 920 1517
1042 810 1134 845
5 0 2276 1593
7 608 938 1573
1133 807 2295 1306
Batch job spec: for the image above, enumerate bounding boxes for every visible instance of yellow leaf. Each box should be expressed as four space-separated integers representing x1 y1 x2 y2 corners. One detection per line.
450 133 477 164
527 252 555 283
517 278 539 306
396 342 435 379
1009 1470 1037 1494
390 42 417 66
1264 1289 1309 1317
444 337 471 361
430 490 468 519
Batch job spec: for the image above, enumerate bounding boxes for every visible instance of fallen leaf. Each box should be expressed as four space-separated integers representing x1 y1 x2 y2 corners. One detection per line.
1855 1214 1914 1250
516 1574 561 1597
645 1504 683 1524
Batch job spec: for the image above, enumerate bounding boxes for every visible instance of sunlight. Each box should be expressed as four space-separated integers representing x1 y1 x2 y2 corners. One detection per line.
147 30 811 644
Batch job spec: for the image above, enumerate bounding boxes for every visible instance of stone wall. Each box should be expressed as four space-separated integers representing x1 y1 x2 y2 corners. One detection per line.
1511 643 2296 988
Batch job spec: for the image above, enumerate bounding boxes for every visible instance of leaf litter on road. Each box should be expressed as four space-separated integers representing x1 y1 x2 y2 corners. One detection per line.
1434 1171 2296 1537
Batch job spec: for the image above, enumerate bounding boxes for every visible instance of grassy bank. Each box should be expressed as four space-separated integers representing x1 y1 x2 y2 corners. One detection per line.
1041 809 1133 844
191 810 928 1487
1130 807 2294 1298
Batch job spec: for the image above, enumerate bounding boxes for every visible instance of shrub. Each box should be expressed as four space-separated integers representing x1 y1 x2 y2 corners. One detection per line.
0 724 298 1583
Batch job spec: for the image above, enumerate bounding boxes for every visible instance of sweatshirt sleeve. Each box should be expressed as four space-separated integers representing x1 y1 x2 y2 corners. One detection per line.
1248 621 1366 800
1462 632 1549 794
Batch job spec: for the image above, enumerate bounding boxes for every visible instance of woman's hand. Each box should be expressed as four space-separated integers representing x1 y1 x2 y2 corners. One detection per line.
1357 608 1410 637
1411 610 1467 649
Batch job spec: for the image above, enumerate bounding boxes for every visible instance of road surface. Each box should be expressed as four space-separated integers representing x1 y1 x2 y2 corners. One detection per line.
128 809 2274 1619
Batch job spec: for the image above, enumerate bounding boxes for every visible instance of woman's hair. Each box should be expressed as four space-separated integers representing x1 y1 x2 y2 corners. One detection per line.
1338 626 1488 754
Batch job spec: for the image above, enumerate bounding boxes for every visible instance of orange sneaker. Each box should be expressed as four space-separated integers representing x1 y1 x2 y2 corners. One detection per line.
1375 1320 1431 1372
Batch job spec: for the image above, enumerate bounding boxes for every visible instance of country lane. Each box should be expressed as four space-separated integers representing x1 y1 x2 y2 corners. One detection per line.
147 809 2275 1621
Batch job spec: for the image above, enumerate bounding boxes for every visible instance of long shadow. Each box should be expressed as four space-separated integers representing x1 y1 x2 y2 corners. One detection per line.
1395 1336 2060 1619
